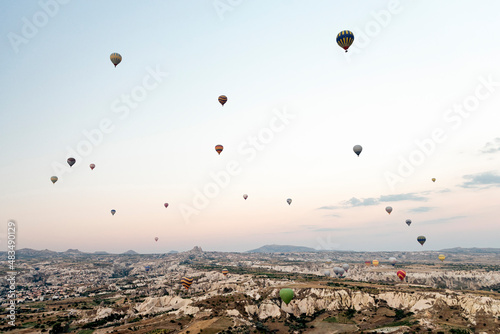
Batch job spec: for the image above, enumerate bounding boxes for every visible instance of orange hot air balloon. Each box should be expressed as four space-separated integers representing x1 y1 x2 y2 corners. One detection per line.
372 260 379 267
365 261 371 266
89 164 95 170
215 145 223 155
222 268 228 276
181 276 193 290
397 270 406 281
218 95 227 106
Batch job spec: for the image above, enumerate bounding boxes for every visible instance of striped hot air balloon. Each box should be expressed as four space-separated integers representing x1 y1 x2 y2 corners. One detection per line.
417 236 426 246
110 53 122 67
181 276 193 290
215 145 223 155
218 95 227 106
222 269 228 276
372 260 379 267
397 270 406 281
336 30 354 52
50 176 58 184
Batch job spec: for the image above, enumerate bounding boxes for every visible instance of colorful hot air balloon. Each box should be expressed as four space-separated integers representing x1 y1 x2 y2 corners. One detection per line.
336 30 354 52
353 145 362 157
372 260 379 267
365 261 371 266
110 53 122 67
111 209 116 216
287 198 292 205
386 206 393 215
50 176 58 184
389 257 397 266
438 254 445 262
155 237 158 242
164 203 169 208
342 263 349 272
406 219 412 226
145 266 150 272
279 288 294 305
215 145 223 155
432 178 436 182
181 276 193 290
67 158 76 167
218 95 227 106
417 236 426 246
243 194 248 200
89 164 95 170
397 270 406 281
222 268 228 276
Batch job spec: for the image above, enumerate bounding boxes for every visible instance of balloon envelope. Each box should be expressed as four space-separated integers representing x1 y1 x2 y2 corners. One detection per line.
164 203 169 208
155 237 158 242
417 236 426 246
432 178 436 182
50 176 58 184
365 261 371 266
397 270 406 281
337 30 355 52
111 210 116 215
372 260 379 267
89 163 95 170
342 263 349 272
279 288 294 305
67 158 76 167
181 276 193 290
386 206 393 214
353 145 362 156
218 95 227 106
438 254 445 262
215 145 223 155
389 257 397 266
222 269 228 276
338 268 345 277
287 198 292 205
110 53 122 67
323 270 330 276
406 219 411 226
243 194 248 200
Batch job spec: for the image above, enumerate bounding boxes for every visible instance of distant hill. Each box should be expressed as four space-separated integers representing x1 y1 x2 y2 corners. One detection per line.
122 250 138 255
439 247 500 254
247 244 317 253
64 249 83 254
94 251 111 255
167 250 178 254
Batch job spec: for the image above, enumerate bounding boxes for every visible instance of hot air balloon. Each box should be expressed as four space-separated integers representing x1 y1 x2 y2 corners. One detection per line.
89 164 95 170
365 261 371 266
279 288 294 305
338 268 345 277
110 53 122 67
417 236 426 246
215 145 223 155
145 266 150 272
67 158 76 167
181 276 193 290
333 267 340 276
342 263 349 272
218 95 227 106
389 257 397 266
222 269 228 276
406 219 412 226
111 209 116 216
323 270 330 277
353 145 362 157
372 260 379 267
397 270 406 281
386 206 393 215
243 194 248 200
50 176 58 184
336 30 354 52
164 203 169 208
287 198 292 205
155 237 159 242
432 178 436 182
438 254 445 262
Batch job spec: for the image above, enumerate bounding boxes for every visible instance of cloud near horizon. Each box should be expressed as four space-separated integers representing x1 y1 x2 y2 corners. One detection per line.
481 138 500 154
318 192 429 211
408 206 435 213
460 171 500 188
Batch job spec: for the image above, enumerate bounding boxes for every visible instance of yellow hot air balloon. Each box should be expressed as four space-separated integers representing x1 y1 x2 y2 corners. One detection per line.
432 178 436 182
181 276 193 290
438 254 445 262
218 95 227 106
372 260 379 267
110 53 122 67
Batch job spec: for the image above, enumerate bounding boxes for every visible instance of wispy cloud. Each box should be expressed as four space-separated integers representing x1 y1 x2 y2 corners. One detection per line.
409 206 435 213
460 171 500 188
318 192 429 211
419 216 467 225
481 138 500 154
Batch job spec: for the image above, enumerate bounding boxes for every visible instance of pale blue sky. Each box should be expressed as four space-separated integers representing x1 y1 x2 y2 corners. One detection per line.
1 1 500 253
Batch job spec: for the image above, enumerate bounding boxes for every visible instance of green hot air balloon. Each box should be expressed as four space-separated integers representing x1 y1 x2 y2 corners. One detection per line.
279 288 294 305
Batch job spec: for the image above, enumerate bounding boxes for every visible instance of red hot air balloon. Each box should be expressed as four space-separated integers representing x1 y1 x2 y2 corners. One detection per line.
397 270 406 281
164 203 169 208
89 164 95 170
